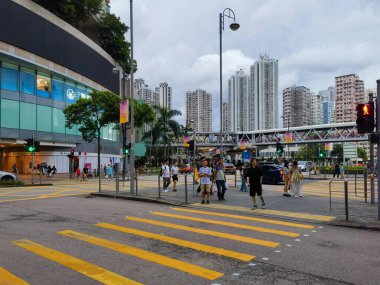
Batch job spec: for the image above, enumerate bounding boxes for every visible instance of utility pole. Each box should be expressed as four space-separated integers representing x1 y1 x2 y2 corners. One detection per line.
369 92 375 204
376 80 380 220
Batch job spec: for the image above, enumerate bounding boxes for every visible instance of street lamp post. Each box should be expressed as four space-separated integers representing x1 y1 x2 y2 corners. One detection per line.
129 0 135 194
219 8 239 158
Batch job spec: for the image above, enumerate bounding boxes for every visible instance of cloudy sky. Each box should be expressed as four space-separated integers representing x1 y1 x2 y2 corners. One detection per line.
110 0 380 129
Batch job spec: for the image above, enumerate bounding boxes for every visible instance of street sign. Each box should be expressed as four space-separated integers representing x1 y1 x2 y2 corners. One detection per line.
343 144 357 159
242 151 251 163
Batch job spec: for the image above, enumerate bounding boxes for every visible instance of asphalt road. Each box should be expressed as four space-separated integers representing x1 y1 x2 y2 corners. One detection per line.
0 195 379 285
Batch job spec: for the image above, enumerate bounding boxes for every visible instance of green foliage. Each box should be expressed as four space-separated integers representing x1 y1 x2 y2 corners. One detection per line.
134 101 155 128
357 147 368 162
98 13 133 72
32 0 103 27
296 144 319 160
330 144 343 160
63 90 120 143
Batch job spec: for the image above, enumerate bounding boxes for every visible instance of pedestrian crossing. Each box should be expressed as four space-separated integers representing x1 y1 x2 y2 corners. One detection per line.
3 206 321 284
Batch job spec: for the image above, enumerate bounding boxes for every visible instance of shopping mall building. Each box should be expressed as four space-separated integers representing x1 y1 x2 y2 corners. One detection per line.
0 0 122 174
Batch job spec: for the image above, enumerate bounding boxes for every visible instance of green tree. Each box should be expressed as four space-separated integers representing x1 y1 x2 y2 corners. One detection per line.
143 106 181 159
296 144 319 160
63 90 120 189
98 13 134 72
32 0 102 27
357 147 368 162
331 144 343 161
134 101 155 142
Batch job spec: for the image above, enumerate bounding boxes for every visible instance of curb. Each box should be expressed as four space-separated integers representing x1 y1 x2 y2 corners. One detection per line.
326 220 380 231
0 183 53 188
90 192 184 206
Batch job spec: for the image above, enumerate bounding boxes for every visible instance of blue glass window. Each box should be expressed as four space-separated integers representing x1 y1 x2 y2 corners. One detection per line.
52 78 64 101
77 85 87 99
20 69 36 95
1 67 18 92
65 82 76 104
37 74 51 98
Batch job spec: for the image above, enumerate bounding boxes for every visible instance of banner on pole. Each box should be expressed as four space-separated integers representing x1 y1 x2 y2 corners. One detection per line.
120 100 129 124
284 132 292 143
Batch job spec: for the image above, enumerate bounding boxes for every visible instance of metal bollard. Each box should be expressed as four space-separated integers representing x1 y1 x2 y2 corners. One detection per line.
364 171 368 203
135 174 138 196
354 173 357 196
185 173 188 203
234 171 237 187
344 180 349 221
158 174 161 199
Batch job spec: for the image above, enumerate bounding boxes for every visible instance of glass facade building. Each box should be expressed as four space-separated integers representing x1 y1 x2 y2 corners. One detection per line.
0 0 122 174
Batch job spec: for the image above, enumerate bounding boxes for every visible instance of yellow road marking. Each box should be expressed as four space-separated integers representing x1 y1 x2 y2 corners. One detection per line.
125 216 279 247
0 193 89 203
152 212 299 237
12 239 141 285
171 208 314 229
59 230 223 281
0 266 29 285
191 204 335 222
96 222 254 262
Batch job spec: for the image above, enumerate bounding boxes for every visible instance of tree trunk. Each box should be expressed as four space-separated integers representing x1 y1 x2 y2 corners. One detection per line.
97 130 101 192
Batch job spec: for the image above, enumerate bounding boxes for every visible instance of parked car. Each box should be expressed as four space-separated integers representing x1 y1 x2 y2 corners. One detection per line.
223 162 237 174
298 161 313 172
260 164 283 185
0 171 16 181
179 164 193 174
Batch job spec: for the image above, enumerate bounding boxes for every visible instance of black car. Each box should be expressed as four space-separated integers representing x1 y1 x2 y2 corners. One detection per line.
260 164 284 185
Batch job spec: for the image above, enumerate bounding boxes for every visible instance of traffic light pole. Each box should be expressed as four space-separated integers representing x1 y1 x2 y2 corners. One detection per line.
376 79 380 220
32 134 35 185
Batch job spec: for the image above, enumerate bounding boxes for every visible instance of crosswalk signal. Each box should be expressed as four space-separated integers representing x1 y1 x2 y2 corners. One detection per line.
276 142 284 156
124 143 131 155
356 103 374 133
25 138 35 152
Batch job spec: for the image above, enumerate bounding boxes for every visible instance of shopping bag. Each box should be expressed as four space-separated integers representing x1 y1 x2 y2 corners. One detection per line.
225 181 229 190
212 184 218 193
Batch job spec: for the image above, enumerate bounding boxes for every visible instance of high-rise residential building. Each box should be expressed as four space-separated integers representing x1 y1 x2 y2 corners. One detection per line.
323 101 335 124
228 69 250 132
310 93 323 125
335 74 364 123
318 86 336 103
365 88 377 102
186 89 212 132
135 79 153 106
155 82 172 109
250 54 279 130
222 102 230 132
283 86 311 127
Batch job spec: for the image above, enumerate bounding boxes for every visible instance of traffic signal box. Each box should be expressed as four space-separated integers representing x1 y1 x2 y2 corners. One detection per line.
276 142 284 156
356 102 374 133
124 143 131 155
24 138 40 152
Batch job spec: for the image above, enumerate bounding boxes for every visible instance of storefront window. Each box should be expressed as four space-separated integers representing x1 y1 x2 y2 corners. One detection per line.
20 68 36 95
37 105 52 132
1 99 19 128
1 63 19 92
37 74 51 98
65 82 76 104
20 102 36 130
52 77 64 101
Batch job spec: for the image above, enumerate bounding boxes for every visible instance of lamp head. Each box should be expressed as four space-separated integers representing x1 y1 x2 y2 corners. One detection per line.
112 67 119 75
229 22 240 31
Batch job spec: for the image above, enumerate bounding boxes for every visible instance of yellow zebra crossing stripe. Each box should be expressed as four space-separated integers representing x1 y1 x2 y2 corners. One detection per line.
0 266 29 285
191 204 335 222
125 216 279 247
12 239 142 285
151 212 299 237
59 230 223 281
171 208 314 229
96 222 255 262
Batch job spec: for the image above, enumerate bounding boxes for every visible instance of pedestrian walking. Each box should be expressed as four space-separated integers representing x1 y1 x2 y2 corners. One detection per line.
75 167 81 182
282 161 291 196
82 166 89 181
246 158 265 209
339 164 344 179
47 165 52 178
332 162 340 178
240 163 248 192
106 164 113 182
199 159 213 204
162 159 171 192
51 165 57 177
214 158 227 200
290 161 303 197
12 163 17 176
171 161 179 192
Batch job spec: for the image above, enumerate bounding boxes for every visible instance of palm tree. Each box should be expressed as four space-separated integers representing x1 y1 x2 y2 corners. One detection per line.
143 106 181 159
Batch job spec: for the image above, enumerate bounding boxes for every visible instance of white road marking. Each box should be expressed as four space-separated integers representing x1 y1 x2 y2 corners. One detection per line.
262 257 269 261
248 263 256 267
295 239 301 242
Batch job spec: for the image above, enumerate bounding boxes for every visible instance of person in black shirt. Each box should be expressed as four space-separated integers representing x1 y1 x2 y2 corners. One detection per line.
245 158 266 209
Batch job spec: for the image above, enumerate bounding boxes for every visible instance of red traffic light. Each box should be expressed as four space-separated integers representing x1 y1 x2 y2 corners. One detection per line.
356 103 373 116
